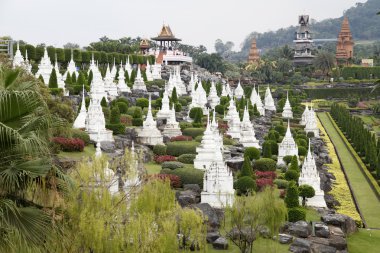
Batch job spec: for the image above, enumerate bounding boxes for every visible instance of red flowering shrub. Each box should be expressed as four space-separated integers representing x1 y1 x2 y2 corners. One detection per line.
218 122 228 131
52 137 85 152
170 135 193 142
154 155 176 164
120 114 133 126
151 174 181 188
255 171 277 180
279 189 286 199
256 178 274 191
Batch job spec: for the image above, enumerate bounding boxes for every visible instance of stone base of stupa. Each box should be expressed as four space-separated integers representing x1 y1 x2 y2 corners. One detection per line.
118 85 131 93
201 191 235 209
300 193 327 208
227 128 241 140
88 129 114 143
282 111 293 119
137 129 163 145
156 110 172 120
132 80 147 91
305 129 320 138
240 138 261 149
299 120 306 126
265 105 276 111
162 127 182 138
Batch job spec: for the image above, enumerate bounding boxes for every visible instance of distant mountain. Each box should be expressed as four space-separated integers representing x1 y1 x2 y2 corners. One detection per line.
235 0 380 61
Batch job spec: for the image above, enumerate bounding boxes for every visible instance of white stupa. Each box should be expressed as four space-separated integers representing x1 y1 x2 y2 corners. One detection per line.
225 82 232 97
188 72 196 93
163 105 182 138
156 84 172 120
224 98 236 122
137 94 163 145
208 81 220 109
89 58 108 101
145 60 154 81
151 63 162 80
124 56 133 75
110 58 117 80
282 91 293 119
300 105 309 125
277 121 298 165
299 141 327 208
264 85 276 111
188 80 208 115
173 65 187 95
132 65 147 91
53 55 68 95
250 84 258 106
35 48 53 84
24 50 32 74
12 42 25 68
117 62 131 93
240 106 260 148
255 86 265 116
73 86 87 129
64 50 78 80
210 109 223 149
85 96 114 142
304 105 319 137
221 83 228 97
104 64 118 97
234 81 244 99
226 104 241 140
201 149 235 208
124 141 141 190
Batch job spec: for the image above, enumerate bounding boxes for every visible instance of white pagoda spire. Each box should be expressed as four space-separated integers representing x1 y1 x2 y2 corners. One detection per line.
132 65 147 91
137 94 163 145
156 84 172 120
300 105 309 125
304 105 319 137
64 50 78 80
240 105 260 148
277 120 298 165
250 84 258 106
264 85 276 111
35 47 53 84
117 61 131 93
73 86 87 129
163 104 182 138
208 81 220 109
111 58 117 79
12 41 25 68
255 86 265 116
282 91 293 119
234 80 244 99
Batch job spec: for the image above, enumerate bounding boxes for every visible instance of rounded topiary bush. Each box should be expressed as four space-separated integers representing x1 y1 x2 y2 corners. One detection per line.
179 122 193 131
195 136 203 142
253 158 277 171
178 154 196 164
106 124 125 135
132 118 143 126
136 98 149 108
71 129 90 145
161 161 184 170
116 102 128 114
234 176 257 195
166 141 198 157
288 208 306 222
307 132 315 138
285 169 300 182
182 128 205 138
153 144 167 155
297 138 307 148
274 179 289 189
223 137 237 145
161 168 204 188
189 107 203 119
244 147 261 160
267 140 278 155
298 146 307 156
283 155 293 165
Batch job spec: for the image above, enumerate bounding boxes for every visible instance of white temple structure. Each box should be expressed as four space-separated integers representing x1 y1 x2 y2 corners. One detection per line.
208 81 220 109
12 42 25 68
35 48 53 84
162 105 182 138
123 141 141 190
225 83 232 97
282 91 293 119
156 85 172 120
224 98 237 122
151 63 162 80
221 83 228 97
211 109 223 149
24 50 32 74
188 72 196 93
167 66 186 96
117 62 131 93
137 95 163 145
85 96 114 143
73 86 87 129
89 57 108 101
304 105 319 137
240 106 260 148
132 65 147 91
110 58 117 80
234 81 244 99
188 80 208 115
53 56 68 95
277 121 299 165
124 56 133 76
300 105 309 125
104 64 118 97
226 103 241 140
255 86 265 116
264 85 276 111
145 60 154 81
64 51 78 80
298 141 327 208
250 84 258 106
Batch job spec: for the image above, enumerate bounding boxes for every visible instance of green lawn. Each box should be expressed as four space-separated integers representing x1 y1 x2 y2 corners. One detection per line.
144 162 195 175
57 145 96 160
305 208 321 222
207 237 289 253
318 112 380 228
348 229 380 253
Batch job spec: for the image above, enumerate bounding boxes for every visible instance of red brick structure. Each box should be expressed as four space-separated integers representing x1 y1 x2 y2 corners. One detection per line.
248 38 260 64
336 17 354 65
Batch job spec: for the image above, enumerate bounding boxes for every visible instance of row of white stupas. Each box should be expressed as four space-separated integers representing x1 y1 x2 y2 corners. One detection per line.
167 66 187 96
223 98 261 148
12 42 32 73
194 111 235 208
300 104 319 137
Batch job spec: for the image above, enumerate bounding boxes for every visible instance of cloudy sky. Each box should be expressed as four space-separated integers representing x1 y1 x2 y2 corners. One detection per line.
0 0 365 52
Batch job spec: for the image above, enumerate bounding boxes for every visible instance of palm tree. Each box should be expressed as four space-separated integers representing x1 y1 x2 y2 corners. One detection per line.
313 51 336 78
0 64 67 250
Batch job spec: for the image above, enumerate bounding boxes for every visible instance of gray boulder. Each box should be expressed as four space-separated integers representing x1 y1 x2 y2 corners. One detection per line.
206 232 220 243
184 184 201 194
176 190 198 207
329 226 344 237
290 238 311 253
278 233 293 244
321 214 357 235
311 243 337 253
328 235 347 250
228 227 256 243
289 221 311 238
212 237 228 250
315 222 330 238
192 203 220 229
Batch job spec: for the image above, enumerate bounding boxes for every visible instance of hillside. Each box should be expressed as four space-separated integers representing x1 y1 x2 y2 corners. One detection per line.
236 0 380 60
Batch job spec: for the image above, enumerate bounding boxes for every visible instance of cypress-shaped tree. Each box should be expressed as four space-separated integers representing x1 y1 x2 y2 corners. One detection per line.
77 72 85 86
38 74 45 84
65 72 72 85
48 69 58 88
240 156 253 178
110 106 121 124
193 109 202 124
289 155 299 172
101 97 108 107
171 87 178 104
285 181 299 208
71 72 77 83
87 70 93 86
142 70 147 82
124 70 130 83
262 141 272 158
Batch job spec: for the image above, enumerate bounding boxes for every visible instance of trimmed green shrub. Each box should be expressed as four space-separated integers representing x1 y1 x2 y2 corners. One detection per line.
71 129 90 145
268 130 280 141
297 138 307 148
171 87 178 103
288 208 306 222
215 104 225 115
132 118 143 126
179 122 193 131
178 154 196 164
161 168 204 188
285 181 299 208
275 125 286 135
101 97 107 107
127 106 143 117
136 98 149 108
116 102 128 114
182 128 205 138
298 146 307 156
289 155 299 172
262 141 272 158
195 136 203 142
49 88 63 96
285 169 300 182
106 124 125 135
254 158 276 171
153 144 167 155
166 141 198 157
240 156 253 178
299 184 316 206
161 161 184 170
174 103 182 112
307 132 315 138
267 140 278 155
283 155 293 165
48 68 58 88
234 176 257 195
223 137 237 145
189 107 203 119
110 106 121 124
274 179 289 189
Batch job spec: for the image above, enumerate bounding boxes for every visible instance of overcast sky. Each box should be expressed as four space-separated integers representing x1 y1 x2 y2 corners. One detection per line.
0 0 366 52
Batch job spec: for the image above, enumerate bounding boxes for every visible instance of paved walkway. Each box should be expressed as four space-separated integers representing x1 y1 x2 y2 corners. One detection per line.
318 112 380 229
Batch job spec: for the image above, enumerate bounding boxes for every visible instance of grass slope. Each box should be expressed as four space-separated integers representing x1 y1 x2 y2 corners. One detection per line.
348 229 380 253
318 112 380 228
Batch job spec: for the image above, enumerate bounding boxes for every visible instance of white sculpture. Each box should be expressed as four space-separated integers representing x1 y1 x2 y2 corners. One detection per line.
110 58 117 80
137 94 163 145
240 106 260 148
35 48 53 84
163 105 182 138
282 91 293 119
264 85 276 111
221 83 228 97
24 50 32 74
89 59 108 102
255 86 265 116
104 63 118 97
234 81 244 99
145 60 154 81
117 62 131 93
124 56 133 76
151 63 162 80
156 84 172 120
53 55 68 96
12 42 25 68
298 141 327 208
226 103 241 140
300 105 309 125
73 86 87 129
132 65 147 91
188 72 196 93
304 105 319 137
208 81 220 109
277 120 298 165
64 50 78 80
188 79 208 115
250 84 258 106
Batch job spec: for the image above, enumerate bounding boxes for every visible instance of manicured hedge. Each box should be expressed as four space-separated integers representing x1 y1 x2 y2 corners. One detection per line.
71 129 90 145
153 144 167 155
288 208 306 222
253 158 277 171
182 128 205 138
161 168 204 188
178 154 196 164
161 161 184 170
304 88 380 99
52 137 85 152
234 176 257 195
341 66 380 80
154 155 176 164
106 124 125 135
166 141 199 157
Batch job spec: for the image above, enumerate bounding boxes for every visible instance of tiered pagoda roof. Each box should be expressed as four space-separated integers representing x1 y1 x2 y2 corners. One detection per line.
151 25 181 41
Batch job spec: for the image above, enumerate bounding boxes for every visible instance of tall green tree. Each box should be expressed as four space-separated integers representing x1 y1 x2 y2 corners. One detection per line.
313 51 335 77
48 68 58 88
